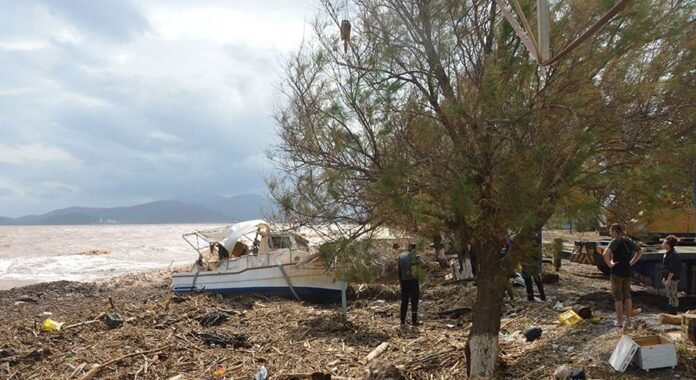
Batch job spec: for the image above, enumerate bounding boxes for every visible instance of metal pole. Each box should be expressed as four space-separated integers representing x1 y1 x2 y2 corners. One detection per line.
341 280 348 318
537 0 550 62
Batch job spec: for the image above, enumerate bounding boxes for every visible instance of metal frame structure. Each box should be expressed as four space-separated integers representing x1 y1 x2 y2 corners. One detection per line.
494 0 630 65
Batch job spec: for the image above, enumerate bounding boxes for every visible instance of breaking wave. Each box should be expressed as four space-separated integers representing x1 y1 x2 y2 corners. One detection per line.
0 224 223 289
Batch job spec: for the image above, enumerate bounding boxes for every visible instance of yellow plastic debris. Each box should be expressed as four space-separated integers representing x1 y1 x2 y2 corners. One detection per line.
41 318 64 332
558 309 582 326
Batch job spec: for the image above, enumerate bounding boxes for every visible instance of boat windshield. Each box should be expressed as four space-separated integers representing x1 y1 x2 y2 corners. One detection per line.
270 235 293 249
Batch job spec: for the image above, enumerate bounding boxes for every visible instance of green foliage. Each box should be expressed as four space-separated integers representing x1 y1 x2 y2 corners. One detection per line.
318 238 384 283
269 1 695 373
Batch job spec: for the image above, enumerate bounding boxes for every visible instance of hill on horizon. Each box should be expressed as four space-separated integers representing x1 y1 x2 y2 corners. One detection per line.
0 194 275 225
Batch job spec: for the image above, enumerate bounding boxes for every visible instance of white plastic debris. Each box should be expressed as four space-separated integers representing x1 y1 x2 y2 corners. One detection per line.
254 364 267 380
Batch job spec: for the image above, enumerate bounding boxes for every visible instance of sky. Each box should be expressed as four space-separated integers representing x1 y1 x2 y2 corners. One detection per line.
0 0 319 218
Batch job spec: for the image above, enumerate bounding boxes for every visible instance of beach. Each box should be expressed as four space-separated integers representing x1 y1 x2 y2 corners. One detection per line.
2 244 696 379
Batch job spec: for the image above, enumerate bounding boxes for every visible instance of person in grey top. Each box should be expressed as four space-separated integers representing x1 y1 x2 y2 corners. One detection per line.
398 243 423 326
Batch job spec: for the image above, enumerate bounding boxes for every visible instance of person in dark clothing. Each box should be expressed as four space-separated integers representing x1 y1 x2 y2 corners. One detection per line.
499 237 516 301
603 223 643 328
521 230 546 302
661 235 682 314
398 243 423 326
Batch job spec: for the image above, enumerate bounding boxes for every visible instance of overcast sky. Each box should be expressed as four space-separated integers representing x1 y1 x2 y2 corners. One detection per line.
0 0 318 217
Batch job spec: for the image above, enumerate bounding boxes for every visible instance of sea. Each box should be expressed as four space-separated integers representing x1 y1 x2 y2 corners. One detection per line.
0 224 224 290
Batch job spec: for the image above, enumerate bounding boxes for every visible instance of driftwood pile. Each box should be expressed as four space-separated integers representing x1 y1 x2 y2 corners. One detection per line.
2 257 696 379
0 267 475 379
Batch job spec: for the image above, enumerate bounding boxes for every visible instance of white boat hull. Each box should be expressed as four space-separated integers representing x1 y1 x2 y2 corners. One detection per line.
172 253 346 303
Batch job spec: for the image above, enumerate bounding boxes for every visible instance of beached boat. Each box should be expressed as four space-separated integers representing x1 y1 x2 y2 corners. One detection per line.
171 220 347 303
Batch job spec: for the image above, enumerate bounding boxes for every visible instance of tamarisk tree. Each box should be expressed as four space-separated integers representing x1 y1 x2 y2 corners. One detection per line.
268 0 696 376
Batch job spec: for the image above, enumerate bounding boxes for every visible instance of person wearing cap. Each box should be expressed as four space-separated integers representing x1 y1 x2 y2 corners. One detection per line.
398 243 424 327
602 223 644 328
661 235 682 315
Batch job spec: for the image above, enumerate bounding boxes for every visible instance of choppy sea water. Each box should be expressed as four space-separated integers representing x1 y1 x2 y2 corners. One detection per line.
0 224 223 290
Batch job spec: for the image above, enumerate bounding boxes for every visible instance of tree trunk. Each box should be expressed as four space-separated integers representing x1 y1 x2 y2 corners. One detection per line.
466 241 505 378
692 174 695 211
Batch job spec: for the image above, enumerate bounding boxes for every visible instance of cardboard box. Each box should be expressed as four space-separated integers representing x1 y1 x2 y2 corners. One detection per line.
609 335 638 372
610 334 677 373
632 335 677 371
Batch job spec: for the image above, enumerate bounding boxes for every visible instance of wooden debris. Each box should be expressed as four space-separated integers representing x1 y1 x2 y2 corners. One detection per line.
79 344 173 380
659 313 682 325
63 313 106 330
1 247 695 379
683 314 696 344
364 342 389 363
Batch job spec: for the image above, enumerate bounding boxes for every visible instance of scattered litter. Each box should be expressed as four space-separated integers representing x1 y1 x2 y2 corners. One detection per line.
523 326 542 342
189 332 229 347
609 335 638 373
41 318 64 332
632 335 677 371
569 368 586 379
198 311 228 327
103 312 124 329
572 305 592 319
610 334 678 372
558 309 582 326
253 364 267 380
16 295 38 303
0 348 15 359
554 364 571 379
212 367 225 378
553 302 565 311
187 332 250 349
512 273 526 287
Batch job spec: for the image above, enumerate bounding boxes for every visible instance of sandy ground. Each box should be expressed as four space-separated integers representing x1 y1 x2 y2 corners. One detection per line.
1 250 695 379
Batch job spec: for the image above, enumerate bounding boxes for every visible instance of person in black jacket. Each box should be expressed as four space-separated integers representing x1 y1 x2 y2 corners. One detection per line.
661 235 682 315
398 243 424 327
602 223 643 328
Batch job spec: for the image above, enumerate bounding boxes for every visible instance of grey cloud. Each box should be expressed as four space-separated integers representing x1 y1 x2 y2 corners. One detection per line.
0 0 311 218
41 0 149 41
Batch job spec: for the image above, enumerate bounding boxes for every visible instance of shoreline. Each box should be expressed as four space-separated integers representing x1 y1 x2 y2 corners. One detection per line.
0 264 191 292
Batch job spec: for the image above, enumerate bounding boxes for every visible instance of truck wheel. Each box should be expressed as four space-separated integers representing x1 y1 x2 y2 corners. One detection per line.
594 254 610 275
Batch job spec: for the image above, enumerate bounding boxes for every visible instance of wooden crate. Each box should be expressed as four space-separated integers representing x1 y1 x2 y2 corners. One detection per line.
632 335 677 371
683 314 696 345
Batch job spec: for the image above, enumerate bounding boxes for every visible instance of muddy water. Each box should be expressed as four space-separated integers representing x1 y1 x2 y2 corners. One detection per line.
0 224 223 289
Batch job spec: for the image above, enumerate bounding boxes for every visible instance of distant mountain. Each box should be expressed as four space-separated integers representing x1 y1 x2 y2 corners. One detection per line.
0 216 16 225
0 194 276 225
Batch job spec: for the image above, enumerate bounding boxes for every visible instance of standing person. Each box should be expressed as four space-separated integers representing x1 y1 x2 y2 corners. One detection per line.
661 235 682 315
500 237 516 301
521 230 546 301
602 223 644 328
398 243 423 327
